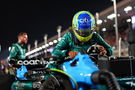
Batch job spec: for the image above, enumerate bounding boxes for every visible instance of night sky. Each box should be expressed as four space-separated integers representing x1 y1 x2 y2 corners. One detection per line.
0 0 122 59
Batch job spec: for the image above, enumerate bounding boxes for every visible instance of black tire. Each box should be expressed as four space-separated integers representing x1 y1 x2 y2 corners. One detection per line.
39 73 74 90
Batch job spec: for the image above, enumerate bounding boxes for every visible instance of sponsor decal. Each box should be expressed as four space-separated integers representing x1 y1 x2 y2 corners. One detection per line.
78 17 90 24
17 60 50 65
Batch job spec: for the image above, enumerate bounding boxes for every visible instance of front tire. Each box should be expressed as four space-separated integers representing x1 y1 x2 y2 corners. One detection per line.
39 73 74 90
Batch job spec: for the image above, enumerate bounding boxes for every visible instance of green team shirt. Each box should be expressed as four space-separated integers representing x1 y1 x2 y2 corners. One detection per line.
9 43 26 60
52 31 113 60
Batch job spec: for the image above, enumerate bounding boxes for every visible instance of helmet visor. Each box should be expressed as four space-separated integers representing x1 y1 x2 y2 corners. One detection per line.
75 28 94 37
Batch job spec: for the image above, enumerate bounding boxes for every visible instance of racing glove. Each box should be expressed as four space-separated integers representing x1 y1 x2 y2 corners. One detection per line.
97 46 107 56
68 51 78 59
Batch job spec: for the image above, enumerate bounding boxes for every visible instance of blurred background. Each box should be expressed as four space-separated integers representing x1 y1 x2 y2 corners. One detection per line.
0 0 135 89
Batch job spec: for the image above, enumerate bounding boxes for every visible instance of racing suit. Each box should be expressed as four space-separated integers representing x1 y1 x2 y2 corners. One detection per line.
8 42 26 73
9 43 26 60
8 43 27 89
52 30 113 60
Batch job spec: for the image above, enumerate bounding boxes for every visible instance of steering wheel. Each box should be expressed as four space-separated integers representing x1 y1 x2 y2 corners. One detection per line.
87 45 109 65
87 45 102 64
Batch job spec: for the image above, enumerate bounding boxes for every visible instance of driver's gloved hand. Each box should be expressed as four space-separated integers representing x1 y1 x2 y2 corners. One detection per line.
68 51 78 59
97 46 107 56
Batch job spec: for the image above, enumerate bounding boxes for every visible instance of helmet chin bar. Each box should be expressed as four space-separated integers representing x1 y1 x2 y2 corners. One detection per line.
75 29 93 37
73 30 93 42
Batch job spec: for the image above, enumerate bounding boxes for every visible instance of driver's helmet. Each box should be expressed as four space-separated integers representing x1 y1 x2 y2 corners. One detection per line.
72 11 96 42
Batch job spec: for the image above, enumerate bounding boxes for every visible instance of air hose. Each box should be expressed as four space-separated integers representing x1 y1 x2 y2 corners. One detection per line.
92 70 121 90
